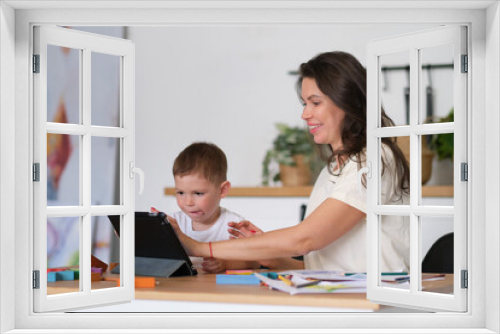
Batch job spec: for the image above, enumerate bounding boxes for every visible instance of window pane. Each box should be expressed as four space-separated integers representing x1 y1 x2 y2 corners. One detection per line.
47 134 80 206
91 215 120 291
91 52 121 127
419 44 454 125
47 44 80 124
420 216 454 296
47 216 81 295
106 215 123 287
422 132 454 205
380 50 410 127
91 137 120 205
381 136 410 205
378 215 410 291
421 134 435 186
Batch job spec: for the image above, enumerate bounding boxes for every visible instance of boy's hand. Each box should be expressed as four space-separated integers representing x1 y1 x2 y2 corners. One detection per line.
201 257 226 273
166 214 181 234
227 220 263 239
165 214 200 256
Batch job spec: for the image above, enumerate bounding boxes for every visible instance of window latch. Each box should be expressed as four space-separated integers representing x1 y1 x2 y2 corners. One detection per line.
356 161 372 195
129 162 145 195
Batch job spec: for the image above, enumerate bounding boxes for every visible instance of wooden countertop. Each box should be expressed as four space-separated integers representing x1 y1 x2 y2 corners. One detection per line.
164 186 453 197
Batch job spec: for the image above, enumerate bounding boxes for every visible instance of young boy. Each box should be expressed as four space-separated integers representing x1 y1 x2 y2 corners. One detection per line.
158 142 258 273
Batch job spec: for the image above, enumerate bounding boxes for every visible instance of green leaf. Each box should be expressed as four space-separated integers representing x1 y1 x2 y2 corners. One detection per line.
261 122 321 185
430 109 454 160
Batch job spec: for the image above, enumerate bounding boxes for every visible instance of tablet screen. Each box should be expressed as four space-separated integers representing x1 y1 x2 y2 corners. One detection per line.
108 212 196 275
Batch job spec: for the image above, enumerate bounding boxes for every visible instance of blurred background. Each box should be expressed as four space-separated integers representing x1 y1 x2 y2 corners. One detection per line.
48 24 454 268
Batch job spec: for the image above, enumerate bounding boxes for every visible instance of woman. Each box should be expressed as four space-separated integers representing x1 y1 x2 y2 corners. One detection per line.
172 51 410 273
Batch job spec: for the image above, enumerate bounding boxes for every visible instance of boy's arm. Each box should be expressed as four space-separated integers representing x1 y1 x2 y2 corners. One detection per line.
201 258 260 273
224 260 261 270
202 258 303 273
258 257 305 270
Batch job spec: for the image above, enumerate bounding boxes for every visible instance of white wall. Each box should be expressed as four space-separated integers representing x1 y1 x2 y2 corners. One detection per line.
129 25 453 253
0 3 16 333
486 3 500 331
131 25 449 202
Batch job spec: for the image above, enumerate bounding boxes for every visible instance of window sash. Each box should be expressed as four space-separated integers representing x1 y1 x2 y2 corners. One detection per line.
366 25 468 312
32 25 136 312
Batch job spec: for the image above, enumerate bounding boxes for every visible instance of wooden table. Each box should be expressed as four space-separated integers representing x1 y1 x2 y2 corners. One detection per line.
136 274 380 310
47 273 454 312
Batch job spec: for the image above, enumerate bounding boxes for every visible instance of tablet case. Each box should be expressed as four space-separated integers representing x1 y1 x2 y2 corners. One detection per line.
108 212 197 277
111 257 194 277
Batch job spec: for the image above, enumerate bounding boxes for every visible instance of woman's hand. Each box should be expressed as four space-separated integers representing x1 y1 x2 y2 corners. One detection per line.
201 257 226 273
227 220 263 239
227 220 281 268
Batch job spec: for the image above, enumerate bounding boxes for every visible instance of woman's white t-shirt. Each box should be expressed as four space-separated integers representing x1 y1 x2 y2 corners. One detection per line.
304 146 410 273
170 207 244 242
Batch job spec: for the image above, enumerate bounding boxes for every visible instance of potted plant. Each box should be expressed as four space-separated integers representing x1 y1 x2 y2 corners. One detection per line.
430 109 454 161
397 110 454 185
262 123 321 186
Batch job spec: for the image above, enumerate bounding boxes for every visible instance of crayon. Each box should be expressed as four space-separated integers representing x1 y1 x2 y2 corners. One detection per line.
278 274 293 286
225 270 253 275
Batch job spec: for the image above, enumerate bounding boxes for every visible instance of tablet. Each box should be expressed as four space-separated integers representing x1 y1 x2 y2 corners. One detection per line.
108 212 197 276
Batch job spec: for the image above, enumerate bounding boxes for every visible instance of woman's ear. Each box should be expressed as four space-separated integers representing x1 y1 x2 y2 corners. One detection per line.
220 181 231 199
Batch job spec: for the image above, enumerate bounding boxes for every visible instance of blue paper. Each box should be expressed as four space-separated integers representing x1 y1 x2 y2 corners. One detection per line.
47 272 57 282
216 274 261 285
56 270 75 281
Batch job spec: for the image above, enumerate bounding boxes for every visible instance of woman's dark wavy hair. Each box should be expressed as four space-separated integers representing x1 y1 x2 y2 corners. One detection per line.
297 51 409 194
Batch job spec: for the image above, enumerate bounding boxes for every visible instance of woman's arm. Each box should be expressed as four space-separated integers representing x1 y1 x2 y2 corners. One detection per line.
181 198 366 261
227 220 305 270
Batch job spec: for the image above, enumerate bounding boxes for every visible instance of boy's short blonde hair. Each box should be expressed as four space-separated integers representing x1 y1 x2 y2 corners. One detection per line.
173 142 227 185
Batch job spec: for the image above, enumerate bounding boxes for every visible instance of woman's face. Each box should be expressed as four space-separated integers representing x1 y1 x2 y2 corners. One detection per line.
301 77 346 150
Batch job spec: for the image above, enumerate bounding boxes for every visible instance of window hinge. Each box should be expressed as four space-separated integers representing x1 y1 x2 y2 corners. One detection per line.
461 162 468 182
33 163 40 182
461 270 468 289
461 54 468 73
33 54 40 73
33 270 40 289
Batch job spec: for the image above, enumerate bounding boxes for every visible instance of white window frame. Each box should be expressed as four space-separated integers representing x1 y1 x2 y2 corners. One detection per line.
365 25 468 312
32 25 136 312
1 2 498 333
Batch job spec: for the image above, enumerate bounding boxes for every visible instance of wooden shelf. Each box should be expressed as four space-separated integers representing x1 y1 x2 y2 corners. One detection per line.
164 186 313 197
421 185 454 197
164 185 453 198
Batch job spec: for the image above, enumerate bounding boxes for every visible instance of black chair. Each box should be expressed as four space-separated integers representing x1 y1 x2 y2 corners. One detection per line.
261 204 307 268
422 232 454 274
292 204 308 262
